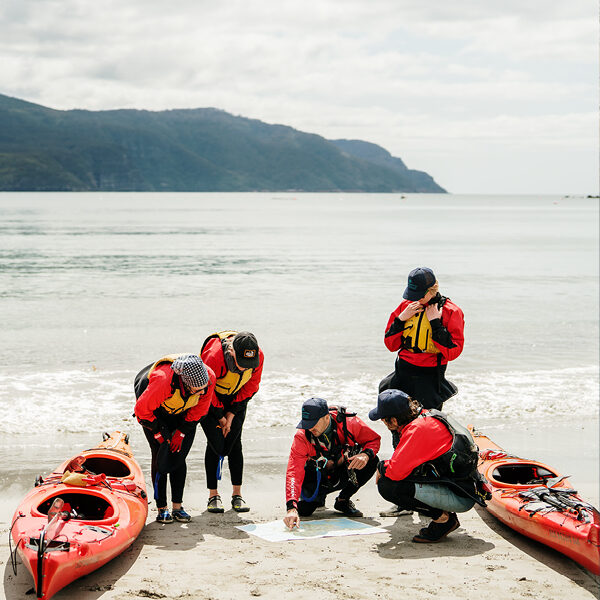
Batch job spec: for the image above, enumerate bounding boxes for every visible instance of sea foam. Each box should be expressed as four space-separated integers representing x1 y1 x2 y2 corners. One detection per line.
0 366 596 434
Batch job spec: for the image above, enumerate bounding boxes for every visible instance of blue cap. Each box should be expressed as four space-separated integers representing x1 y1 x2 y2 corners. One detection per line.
403 267 436 301
369 389 412 421
297 398 329 429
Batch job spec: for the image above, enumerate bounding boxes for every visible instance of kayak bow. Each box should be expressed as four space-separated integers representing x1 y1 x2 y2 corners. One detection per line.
10 432 148 599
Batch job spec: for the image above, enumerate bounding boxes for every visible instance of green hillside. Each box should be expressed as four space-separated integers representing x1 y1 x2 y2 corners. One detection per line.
0 94 446 192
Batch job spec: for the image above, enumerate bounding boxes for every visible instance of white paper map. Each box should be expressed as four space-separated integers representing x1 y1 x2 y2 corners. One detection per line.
236 517 388 542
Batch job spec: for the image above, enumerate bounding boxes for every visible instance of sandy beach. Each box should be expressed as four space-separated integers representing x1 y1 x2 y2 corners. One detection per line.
1 418 598 600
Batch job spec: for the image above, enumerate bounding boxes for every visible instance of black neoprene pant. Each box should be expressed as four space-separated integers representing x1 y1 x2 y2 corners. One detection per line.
377 475 443 519
201 404 247 489
142 422 196 507
297 453 378 517
378 358 453 410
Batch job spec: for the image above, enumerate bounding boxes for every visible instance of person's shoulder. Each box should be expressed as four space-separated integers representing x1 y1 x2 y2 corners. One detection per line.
151 363 172 378
202 336 222 351
443 298 463 312
292 428 309 446
419 412 452 432
201 337 225 361
347 413 370 428
147 363 173 387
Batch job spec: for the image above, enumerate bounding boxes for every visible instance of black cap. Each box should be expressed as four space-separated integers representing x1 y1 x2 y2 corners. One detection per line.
296 397 329 429
403 267 436 301
369 389 412 421
232 331 260 369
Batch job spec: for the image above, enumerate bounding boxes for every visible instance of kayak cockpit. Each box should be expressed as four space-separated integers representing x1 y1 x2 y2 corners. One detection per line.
37 493 115 521
490 462 557 487
81 456 131 478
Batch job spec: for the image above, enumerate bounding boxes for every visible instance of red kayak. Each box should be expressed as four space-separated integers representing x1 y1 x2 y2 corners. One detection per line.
10 432 148 599
470 426 600 575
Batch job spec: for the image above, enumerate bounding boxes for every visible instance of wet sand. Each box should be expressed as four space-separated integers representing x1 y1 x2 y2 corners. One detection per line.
1 418 598 599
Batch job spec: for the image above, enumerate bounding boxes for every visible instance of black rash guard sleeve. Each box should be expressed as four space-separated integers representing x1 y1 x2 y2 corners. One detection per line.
429 318 457 349
385 317 405 338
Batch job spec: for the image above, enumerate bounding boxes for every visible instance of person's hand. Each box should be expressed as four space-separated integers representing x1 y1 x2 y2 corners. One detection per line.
283 508 300 530
218 417 230 437
399 301 423 321
376 470 381 483
348 452 369 470
222 412 235 438
170 430 185 452
425 303 442 321
153 431 166 444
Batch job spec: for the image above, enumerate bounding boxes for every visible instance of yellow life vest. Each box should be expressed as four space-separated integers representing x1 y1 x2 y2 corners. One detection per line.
401 312 440 355
149 354 204 415
201 331 253 396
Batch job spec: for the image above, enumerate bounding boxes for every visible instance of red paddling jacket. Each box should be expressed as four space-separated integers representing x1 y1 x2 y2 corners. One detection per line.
379 413 453 481
285 408 381 507
201 334 264 413
134 362 216 430
384 296 464 368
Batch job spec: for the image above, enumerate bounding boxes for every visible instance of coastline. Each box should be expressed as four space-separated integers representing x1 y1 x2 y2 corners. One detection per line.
1 417 598 599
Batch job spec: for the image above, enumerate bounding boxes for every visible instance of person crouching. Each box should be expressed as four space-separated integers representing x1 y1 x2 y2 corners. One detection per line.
283 398 380 530
369 389 488 543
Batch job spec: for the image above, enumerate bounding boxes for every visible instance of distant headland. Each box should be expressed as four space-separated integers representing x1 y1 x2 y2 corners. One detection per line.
0 93 446 193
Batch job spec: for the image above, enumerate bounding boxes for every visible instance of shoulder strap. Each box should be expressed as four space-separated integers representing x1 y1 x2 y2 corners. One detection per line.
333 406 357 445
201 333 220 354
304 430 323 459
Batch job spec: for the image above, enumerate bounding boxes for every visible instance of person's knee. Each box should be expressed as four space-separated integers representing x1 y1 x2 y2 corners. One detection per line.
206 439 226 457
297 502 317 517
413 483 475 514
356 454 378 486
377 476 415 506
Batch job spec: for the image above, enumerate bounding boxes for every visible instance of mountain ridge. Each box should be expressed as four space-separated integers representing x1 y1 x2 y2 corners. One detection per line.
0 93 446 193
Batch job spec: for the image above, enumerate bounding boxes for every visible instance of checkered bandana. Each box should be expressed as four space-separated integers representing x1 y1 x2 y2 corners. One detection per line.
171 354 209 389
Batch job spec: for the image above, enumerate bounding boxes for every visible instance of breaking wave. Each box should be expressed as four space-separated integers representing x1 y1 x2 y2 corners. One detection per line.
0 365 596 435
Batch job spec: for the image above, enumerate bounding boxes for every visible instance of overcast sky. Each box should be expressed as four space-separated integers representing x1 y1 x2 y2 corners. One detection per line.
1 0 597 194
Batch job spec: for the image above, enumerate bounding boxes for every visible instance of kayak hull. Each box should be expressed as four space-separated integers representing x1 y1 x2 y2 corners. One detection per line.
470 427 600 575
11 432 148 599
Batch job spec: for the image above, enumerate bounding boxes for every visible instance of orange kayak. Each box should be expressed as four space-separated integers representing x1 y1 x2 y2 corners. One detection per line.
10 432 148 599
469 426 600 575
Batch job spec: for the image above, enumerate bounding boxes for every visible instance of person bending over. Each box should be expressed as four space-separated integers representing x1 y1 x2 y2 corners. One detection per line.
200 330 264 513
134 353 215 523
284 397 380 530
369 389 490 543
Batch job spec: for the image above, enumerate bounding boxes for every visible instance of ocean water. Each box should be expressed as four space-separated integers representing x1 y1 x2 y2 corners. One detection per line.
0 193 598 435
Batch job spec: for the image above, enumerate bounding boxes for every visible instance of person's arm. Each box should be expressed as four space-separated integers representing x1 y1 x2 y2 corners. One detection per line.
345 416 381 470
383 305 405 352
284 433 311 529
134 366 172 423
200 342 227 422
426 302 465 362
232 349 264 404
183 367 217 423
384 301 423 352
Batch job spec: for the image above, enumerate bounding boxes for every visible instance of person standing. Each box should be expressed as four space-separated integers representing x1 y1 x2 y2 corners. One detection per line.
382 267 464 410
134 353 215 523
200 330 264 513
283 398 380 530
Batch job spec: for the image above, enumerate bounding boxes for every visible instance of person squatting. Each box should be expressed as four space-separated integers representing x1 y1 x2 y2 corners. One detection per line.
131 269 486 543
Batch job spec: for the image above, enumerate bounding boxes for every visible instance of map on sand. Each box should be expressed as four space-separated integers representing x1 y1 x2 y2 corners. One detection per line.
237 518 388 542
